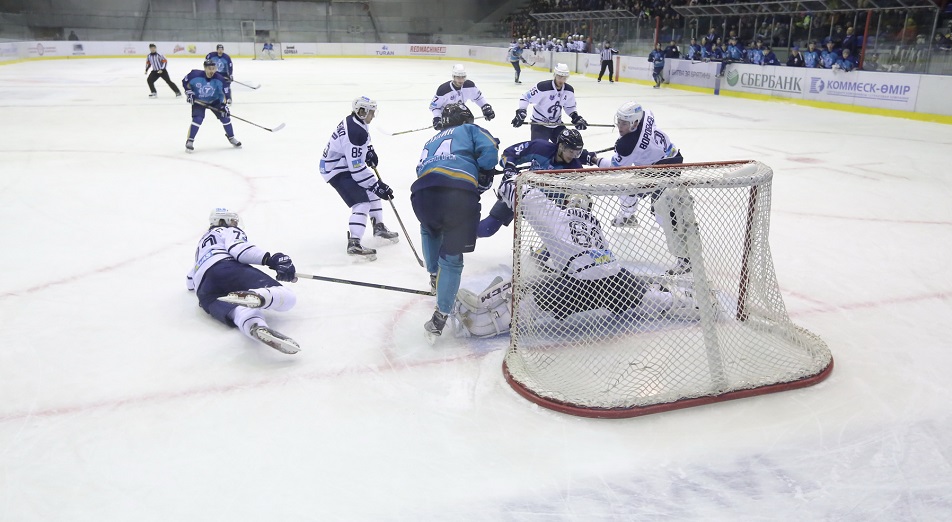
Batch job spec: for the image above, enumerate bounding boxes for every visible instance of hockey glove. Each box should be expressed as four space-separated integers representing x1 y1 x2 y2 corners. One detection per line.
477 169 496 194
265 252 297 283
582 150 599 166
185 90 195 104
497 176 517 209
481 104 495 121
366 145 379 168
502 162 519 181
225 97 233 105
219 104 230 118
570 112 588 131
511 109 527 128
370 180 394 200
432 116 444 131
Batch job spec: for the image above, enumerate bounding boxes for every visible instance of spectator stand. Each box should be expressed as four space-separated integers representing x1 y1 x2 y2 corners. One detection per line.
527 10 656 57
672 0 944 73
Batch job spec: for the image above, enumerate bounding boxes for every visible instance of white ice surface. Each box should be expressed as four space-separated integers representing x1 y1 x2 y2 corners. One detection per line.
1 57 951 521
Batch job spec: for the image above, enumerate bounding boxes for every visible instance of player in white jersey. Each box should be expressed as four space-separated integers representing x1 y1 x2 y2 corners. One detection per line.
453 186 699 336
590 101 692 275
186 208 301 354
511 63 588 143
319 96 399 260
429 64 495 130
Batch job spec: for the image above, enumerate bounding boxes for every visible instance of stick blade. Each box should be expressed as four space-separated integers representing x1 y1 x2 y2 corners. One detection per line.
270 123 286 132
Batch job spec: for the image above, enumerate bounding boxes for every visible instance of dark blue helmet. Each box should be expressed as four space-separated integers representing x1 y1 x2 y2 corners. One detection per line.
440 103 475 128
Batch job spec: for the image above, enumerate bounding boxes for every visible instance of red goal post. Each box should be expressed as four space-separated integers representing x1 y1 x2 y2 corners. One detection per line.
502 160 833 418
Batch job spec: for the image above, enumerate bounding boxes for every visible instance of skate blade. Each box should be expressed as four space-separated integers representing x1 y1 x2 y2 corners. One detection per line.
348 253 377 262
424 329 441 345
254 329 300 354
217 293 263 308
374 236 400 245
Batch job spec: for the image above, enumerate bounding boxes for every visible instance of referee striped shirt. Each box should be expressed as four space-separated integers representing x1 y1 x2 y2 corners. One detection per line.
600 47 617 61
146 52 168 72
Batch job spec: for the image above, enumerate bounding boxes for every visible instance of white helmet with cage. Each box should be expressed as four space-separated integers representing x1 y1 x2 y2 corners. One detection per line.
451 64 466 79
615 101 645 128
208 207 240 228
352 96 378 119
564 194 592 211
554 63 570 77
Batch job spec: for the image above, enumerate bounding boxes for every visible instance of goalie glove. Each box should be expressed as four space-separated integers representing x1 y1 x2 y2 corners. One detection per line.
369 180 394 200
570 112 588 131
477 169 495 194
366 145 379 168
481 104 495 121
432 116 444 131
265 252 297 283
185 90 195 104
511 109 527 128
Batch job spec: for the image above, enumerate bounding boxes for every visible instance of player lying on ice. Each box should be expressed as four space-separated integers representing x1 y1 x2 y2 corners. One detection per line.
186 208 301 354
451 181 701 338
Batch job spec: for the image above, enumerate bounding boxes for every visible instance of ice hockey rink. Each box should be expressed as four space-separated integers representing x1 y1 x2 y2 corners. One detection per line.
1 56 951 520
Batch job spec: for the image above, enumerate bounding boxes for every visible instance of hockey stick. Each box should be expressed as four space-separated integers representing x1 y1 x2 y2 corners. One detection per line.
231 79 261 90
195 101 285 132
371 167 425 268
296 273 432 296
528 121 615 128
391 116 485 136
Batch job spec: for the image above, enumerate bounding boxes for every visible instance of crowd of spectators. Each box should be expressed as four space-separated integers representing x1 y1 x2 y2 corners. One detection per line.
502 0 952 73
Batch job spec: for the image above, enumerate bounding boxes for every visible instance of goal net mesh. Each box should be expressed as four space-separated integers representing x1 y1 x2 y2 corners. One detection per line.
502 160 833 418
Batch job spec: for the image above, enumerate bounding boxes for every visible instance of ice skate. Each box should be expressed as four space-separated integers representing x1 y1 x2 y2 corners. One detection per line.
228 136 242 148
612 213 638 227
429 273 437 296
148 93 157 98
667 257 692 275
251 325 300 354
346 232 377 261
424 308 449 345
371 218 399 243
186 139 194 153
217 290 264 308
661 285 701 320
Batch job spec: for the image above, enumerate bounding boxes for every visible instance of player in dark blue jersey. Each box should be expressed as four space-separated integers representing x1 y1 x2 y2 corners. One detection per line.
181 59 240 153
205 44 234 83
477 129 597 238
411 103 500 342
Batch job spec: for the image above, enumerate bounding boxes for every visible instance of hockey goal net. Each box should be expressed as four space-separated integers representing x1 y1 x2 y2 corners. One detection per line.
503 160 833 418
253 42 283 60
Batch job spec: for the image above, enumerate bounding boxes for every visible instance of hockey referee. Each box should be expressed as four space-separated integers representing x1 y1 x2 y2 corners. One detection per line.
597 41 619 83
145 43 182 98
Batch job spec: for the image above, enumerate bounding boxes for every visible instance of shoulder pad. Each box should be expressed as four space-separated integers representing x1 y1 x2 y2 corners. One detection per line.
435 81 453 96
462 80 476 88
562 84 575 93
615 133 638 156
535 81 554 92
345 115 369 145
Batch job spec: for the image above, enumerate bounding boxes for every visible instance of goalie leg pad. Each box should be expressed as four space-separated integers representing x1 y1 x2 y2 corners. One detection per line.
455 277 513 338
652 187 694 260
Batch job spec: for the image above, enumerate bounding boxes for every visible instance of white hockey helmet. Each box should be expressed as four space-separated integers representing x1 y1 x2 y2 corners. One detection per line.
615 101 645 128
209 207 240 227
554 63 570 77
451 64 466 79
352 96 378 119
564 194 592 211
